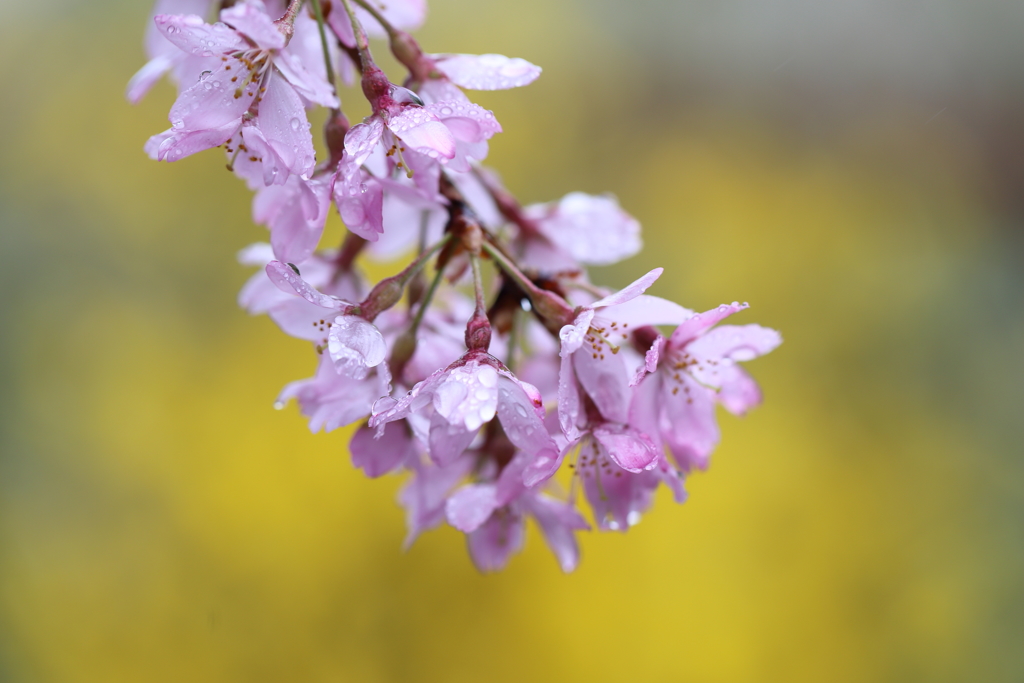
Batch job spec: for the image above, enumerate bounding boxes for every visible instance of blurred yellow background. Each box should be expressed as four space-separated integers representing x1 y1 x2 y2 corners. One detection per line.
2 0 1023 681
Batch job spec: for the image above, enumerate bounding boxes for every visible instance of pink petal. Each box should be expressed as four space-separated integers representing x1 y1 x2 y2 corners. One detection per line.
713 365 763 416
255 71 316 180
431 53 542 90
265 261 350 310
327 316 387 378
631 334 665 387
687 324 782 363
145 120 239 161
343 117 385 168
594 424 660 473
153 13 244 57
572 347 630 424
668 302 750 349
274 49 338 108
660 374 720 471
219 2 285 50
126 54 174 104
590 268 664 309
427 410 478 466
167 61 255 131
556 352 582 442
389 108 457 160
334 167 385 242
426 100 502 143
495 375 559 461
446 484 499 533
598 295 694 328
350 421 415 477
524 495 589 573
467 510 525 572
527 192 640 266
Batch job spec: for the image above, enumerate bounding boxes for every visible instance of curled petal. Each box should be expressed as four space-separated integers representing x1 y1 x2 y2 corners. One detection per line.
327 316 387 378
668 302 750 348
265 261 351 310
590 268 664 309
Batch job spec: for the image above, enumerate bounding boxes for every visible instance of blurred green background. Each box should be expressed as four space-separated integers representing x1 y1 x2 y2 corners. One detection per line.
2 0 1023 681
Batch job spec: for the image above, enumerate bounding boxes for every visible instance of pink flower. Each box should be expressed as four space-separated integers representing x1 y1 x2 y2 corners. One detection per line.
341 70 501 180
370 352 560 468
630 303 782 471
556 268 693 442
144 2 336 183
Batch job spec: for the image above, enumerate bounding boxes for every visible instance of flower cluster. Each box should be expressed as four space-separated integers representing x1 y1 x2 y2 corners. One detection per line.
130 0 781 572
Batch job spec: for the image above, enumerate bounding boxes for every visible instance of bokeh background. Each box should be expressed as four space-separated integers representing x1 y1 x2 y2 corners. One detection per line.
2 0 1023 680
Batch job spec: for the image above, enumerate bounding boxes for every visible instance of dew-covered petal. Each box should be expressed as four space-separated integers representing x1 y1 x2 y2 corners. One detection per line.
254 71 316 181
265 260 350 310
389 108 457 160
334 166 384 242
495 375 558 462
431 53 542 90
145 120 240 161
593 424 659 473
343 117 385 168
432 362 499 433
426 100 502 143
220 1 285 50
328 315 387 378
153 13 245 57
446 483 499 533
556 352 582 442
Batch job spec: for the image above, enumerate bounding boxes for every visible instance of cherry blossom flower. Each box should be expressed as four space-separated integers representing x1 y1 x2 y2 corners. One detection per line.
630 303 782 471
556 268 693 441
370 352 560 467
144 1 336 183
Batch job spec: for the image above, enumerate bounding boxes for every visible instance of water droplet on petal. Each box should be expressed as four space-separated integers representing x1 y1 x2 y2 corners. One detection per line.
290 118 301 131
273 401 285 410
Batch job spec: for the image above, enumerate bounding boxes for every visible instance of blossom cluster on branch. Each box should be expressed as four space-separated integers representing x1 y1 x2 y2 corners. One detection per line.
130 0 782 572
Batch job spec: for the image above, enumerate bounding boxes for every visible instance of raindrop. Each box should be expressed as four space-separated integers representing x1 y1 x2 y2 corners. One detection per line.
289 118 301 131
273 401 285 410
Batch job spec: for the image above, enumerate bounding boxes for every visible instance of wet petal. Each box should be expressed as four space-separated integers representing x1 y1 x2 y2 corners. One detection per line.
431 53 542 90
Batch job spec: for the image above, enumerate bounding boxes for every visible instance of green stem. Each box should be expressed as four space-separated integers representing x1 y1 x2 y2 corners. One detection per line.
337 0 372 66
409 265 445 340
309 0 338 94
480 240 573 325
